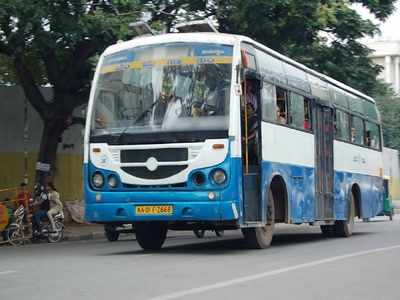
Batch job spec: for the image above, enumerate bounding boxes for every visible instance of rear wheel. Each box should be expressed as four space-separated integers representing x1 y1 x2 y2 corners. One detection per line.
6 225 25 246
334 192 355 237
242 189 275 249
135 222 168 250
48 221 64 243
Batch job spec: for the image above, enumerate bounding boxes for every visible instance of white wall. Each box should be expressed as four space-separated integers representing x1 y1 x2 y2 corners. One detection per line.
0 86 84 155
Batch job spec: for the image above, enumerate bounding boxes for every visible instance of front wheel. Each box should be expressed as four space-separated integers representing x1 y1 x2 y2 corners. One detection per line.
6 225 25 246
135 222 168 250
47 221 64 243
242 190 275 249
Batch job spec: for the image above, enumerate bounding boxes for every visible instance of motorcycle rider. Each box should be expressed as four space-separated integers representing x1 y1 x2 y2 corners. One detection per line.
45 182 63 233
32 182 50 234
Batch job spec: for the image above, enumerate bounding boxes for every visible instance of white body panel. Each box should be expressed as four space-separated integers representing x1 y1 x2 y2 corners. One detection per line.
334 140 383 177
90 139 228 185
261 122 315 168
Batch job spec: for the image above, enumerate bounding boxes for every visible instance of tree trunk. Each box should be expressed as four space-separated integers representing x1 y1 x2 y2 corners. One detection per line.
35 118 67 183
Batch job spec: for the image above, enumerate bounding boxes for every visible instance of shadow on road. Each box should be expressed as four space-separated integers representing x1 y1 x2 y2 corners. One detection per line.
99 229 376 257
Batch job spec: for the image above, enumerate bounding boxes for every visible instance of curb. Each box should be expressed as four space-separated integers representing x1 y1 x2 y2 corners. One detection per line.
63 232 105 242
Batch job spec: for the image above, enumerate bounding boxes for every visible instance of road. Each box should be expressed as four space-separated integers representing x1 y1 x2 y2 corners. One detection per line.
1 217 399 300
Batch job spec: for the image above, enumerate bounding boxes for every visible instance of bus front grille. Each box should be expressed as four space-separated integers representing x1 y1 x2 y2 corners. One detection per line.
121 148 188 163
121 165 188 180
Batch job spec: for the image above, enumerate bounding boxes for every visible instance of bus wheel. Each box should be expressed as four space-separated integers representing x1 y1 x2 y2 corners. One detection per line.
334 192 355 237
135 222 168 250
242 190 275 249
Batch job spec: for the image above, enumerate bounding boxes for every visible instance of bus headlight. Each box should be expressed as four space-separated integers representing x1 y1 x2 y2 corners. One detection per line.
212 169 227 185
192 172 206 186
92 172 104 188
108 175 118 188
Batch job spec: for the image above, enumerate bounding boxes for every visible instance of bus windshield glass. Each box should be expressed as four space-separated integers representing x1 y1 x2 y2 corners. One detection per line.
91 43 233 142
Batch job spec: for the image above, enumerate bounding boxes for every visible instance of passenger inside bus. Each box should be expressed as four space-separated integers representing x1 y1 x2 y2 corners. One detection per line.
304 99 311 131
242 79 259 166
276 88 287 124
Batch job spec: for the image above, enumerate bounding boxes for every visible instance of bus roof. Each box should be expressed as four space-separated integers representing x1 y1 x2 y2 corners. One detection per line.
104 32 375 104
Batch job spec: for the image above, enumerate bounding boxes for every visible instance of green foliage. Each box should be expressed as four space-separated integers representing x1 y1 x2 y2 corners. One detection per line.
377 96 400 151
0 0 144 174
0 0 142 89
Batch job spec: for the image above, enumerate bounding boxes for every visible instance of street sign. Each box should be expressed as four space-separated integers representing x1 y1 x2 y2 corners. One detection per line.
36 162 51 172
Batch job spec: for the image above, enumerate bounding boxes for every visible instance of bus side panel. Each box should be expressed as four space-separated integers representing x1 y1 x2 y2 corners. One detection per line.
334 140 384 220
261 122 315 224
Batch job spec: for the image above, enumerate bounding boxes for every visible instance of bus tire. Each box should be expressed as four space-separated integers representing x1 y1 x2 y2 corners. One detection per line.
135 222 168 250
242 189 275 249
334 192 355 237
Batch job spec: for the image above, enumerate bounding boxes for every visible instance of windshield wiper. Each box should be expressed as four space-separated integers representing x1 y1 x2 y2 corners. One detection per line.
112 98 163 144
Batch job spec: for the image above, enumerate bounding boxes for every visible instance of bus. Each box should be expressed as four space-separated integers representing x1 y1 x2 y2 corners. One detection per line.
84 31 384 250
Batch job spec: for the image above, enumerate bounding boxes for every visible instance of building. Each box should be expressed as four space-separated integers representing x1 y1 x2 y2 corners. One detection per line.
365 39 400 94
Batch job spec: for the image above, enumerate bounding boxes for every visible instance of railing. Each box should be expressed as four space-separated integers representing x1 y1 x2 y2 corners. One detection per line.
0 187 32 246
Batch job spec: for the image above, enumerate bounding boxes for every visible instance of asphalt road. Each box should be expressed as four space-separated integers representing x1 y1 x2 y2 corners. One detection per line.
1 217 400 300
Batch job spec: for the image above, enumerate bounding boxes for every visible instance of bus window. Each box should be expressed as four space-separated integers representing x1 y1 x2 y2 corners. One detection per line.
261 83 276 122
365 121 381 150
289 92 304 129
276 87 288 124
289 93 311 131
351 115 364 145
335 110 350 141
304 98 311 131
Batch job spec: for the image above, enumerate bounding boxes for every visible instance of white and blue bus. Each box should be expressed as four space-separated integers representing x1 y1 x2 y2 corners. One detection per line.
84 32 384 250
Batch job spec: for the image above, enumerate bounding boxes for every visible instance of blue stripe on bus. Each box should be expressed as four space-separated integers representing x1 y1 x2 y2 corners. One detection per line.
261 160 383 223
84 158 383 224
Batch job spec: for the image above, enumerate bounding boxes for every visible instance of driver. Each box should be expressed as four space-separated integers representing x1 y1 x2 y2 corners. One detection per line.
32 182 50 234
154 73 182 125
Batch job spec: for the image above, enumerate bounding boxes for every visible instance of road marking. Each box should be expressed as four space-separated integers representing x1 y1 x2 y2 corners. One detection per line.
149 244 400 300
0 270 17 276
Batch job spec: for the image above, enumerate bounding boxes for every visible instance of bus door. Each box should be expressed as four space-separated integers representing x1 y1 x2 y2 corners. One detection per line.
314 104 334 220
242 74 263 223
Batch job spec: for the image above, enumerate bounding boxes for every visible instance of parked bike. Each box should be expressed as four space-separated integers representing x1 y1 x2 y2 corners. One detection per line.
4 205 27 246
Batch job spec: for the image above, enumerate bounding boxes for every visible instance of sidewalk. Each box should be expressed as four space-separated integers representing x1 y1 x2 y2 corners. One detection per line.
64 223 106 242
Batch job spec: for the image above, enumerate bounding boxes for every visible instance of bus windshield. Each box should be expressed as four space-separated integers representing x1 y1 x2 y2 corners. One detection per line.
91 42 233 142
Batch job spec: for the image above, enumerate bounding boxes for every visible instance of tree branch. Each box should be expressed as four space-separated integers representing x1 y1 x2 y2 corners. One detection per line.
13 55 49 119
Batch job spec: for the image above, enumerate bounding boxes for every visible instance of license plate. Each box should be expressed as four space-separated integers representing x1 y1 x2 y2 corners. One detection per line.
135 205 173 216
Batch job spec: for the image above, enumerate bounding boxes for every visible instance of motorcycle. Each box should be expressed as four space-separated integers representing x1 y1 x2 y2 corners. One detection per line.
32 211 65 243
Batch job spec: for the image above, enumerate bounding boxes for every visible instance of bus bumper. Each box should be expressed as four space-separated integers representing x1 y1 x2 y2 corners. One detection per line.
85 200 240 222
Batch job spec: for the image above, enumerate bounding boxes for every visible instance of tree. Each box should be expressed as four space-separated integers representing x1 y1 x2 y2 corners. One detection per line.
0 0 142 181
144 0 396 96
